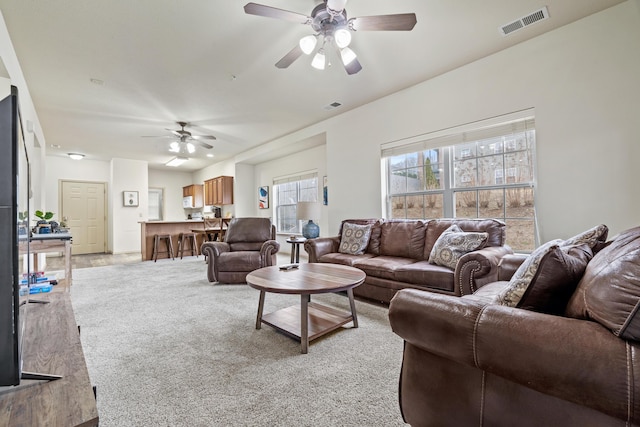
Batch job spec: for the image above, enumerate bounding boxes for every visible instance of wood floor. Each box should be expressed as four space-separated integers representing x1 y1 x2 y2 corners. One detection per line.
45 252 142 271
44 251 296 271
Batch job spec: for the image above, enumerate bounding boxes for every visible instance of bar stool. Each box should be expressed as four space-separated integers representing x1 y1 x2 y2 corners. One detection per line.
152 234 174 262
177 232 199 259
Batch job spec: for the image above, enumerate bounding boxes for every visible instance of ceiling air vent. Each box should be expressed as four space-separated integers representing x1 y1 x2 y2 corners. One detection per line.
499 6 549 36
323 101 342 111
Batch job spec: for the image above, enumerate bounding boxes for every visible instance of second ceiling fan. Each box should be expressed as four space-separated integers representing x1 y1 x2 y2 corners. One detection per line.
244 0 417 75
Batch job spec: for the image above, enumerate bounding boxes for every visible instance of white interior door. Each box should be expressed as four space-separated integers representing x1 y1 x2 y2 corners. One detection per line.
61 180 106 255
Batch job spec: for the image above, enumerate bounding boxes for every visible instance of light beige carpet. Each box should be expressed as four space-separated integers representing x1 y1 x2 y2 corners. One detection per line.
70 256 406 426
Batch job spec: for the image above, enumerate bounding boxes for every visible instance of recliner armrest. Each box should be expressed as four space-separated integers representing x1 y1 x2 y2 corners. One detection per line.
455 245 513 295
389 289 639 424
201 242 230 282
304 236 340 262
260 240 280 266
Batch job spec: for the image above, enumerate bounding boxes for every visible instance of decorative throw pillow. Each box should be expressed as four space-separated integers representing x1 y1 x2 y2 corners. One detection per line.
562 224 609 251
497 239 563 307
516 243 593 314
428 225 488 270
338 223 373 255
497 240 593 313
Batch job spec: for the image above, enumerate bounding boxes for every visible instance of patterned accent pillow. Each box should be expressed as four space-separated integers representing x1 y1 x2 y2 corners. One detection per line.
498 239 563 307
428 224 489 270
339 223 373 255
562 224 608 250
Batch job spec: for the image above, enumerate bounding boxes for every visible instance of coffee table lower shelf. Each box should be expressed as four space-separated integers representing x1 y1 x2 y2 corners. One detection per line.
260 301 355 353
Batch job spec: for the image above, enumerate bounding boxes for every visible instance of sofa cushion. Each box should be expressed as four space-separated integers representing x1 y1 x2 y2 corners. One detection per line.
497 239 588 311
379 220 426 259
565 226 640 341
394 261 455 292
353 256 417 281
338 222 373 255
318 252 375 267
428 224 488 269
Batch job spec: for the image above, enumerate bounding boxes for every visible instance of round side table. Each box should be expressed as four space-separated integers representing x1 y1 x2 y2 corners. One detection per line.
286 237 307 263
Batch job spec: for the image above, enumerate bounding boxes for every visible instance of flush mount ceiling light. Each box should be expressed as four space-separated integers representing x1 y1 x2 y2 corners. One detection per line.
165 156 188 167
68 153 85 160
244 1 417 75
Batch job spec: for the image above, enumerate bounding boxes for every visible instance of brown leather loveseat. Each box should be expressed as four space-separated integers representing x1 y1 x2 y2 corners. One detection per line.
304 218 512 303
389 224 640 426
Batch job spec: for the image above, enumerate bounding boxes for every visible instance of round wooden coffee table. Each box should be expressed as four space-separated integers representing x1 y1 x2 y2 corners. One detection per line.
246 263 366 354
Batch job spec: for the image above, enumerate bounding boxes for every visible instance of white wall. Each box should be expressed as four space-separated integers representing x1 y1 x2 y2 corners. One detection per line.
110 158 148 254
148 168 194 221
251 1 640 240
253 144 327 251
6 2 640 252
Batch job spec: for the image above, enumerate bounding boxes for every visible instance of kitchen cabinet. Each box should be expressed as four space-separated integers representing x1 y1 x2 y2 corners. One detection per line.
204 176 234 206
183 184 203 208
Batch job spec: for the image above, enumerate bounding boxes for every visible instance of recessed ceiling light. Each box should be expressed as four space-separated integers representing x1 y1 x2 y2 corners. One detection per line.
50 144 61 149
206 153 214 158
165 157 188 167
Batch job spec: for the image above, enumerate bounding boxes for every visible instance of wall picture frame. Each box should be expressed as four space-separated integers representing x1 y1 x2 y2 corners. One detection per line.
123 191 139 207
258 186 269 209
323 176 328 205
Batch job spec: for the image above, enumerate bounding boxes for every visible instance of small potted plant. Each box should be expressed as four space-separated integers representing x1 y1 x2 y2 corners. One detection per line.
34 210 55 234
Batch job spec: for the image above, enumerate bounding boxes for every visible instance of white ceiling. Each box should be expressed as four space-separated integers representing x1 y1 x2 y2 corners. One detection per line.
0 0 624 171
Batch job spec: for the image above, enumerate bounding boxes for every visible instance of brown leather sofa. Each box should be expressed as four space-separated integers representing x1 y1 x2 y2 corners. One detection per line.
304 218 511 303
201 217 280 284
389 225 640 426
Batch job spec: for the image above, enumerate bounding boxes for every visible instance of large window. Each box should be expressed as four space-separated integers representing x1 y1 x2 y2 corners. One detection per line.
384 115 536 251
273 172 318 234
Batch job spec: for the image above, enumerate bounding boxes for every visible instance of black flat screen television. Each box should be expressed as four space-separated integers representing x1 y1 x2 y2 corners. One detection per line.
0 85 30 386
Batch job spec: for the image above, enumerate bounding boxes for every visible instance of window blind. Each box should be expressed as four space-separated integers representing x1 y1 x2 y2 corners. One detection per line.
381 111 535 158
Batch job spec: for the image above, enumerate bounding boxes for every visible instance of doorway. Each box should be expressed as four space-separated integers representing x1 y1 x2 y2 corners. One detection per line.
60 180 107 255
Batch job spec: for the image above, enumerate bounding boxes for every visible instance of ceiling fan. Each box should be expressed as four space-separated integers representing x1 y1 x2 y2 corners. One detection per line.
243 0 417 75
143 121 216 154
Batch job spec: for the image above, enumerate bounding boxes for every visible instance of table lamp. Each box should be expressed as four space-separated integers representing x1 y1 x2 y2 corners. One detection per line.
296 201 321 239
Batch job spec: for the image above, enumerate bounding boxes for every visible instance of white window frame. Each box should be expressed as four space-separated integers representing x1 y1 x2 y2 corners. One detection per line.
273 172 318 235
381 111 538 251
148 188 164 221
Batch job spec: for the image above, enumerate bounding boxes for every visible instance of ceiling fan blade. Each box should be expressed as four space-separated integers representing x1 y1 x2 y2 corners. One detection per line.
195 140 214 150
275 44 304 69
191 135 216 141
350 13 417 31
244 3 311 24
168 129 183 138
344 57 362 75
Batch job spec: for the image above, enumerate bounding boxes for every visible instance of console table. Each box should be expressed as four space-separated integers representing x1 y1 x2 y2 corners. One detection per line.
20 233 73 287
0 292 99 426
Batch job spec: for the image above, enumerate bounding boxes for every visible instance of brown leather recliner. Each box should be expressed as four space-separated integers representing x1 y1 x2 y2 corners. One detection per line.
201 217 280 284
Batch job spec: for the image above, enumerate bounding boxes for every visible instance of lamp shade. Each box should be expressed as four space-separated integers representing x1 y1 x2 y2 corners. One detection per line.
296 202 321 220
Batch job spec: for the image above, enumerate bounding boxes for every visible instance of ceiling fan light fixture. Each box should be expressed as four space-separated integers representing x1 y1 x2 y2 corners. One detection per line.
169 141 180 153
187 142 195 154
334 28 351 48
311 49 326 70
165 156 188 167
340 47 357 65
68 153 85 160
299 35 318 55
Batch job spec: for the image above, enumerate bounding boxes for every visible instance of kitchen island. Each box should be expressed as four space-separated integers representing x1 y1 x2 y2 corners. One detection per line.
139 220 206 261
